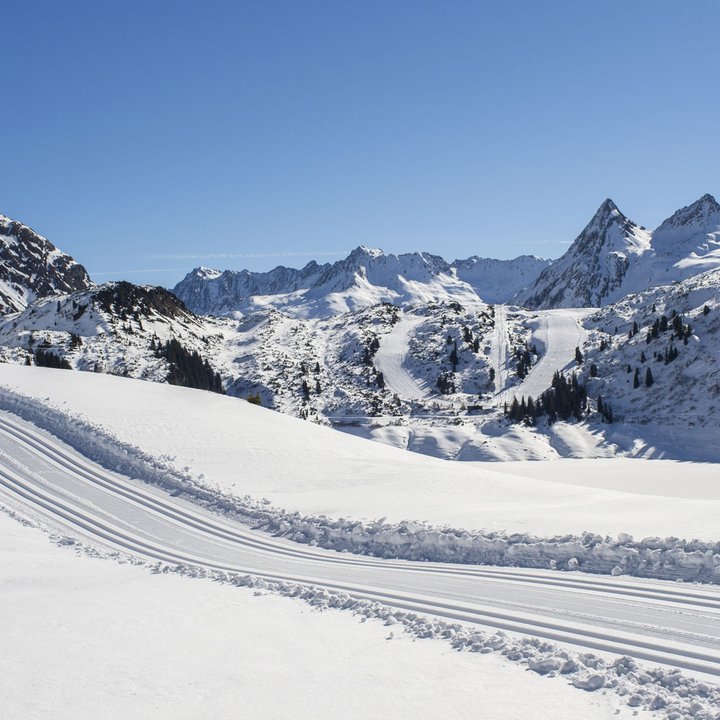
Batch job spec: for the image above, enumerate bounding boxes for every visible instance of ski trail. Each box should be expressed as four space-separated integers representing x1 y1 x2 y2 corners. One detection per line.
2 410 720 679
373 312 431 400
501 308 593 403
490 304 511 400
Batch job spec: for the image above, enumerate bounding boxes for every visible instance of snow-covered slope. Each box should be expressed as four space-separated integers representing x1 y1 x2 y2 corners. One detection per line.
2 370 718 720
515 194 720 309
0 281 224 384
0 214 92 314
3 363 720 541
578 267 720 428
7 514 632 720
454 255 551 303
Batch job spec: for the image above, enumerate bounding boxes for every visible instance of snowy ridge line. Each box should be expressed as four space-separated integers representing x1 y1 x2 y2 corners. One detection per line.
1 385 720 584
5 505 719 720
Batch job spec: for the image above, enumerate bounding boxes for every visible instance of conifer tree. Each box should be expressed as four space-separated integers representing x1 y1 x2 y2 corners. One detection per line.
449 341 459 371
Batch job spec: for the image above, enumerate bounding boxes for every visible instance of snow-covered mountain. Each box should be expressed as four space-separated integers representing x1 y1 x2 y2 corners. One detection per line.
454 255 551 303
513 199 651 309
0 214 92 314
515 194 720 309
622 193 720 292
173 246 548 318
1 198 719 462
174 247 477 318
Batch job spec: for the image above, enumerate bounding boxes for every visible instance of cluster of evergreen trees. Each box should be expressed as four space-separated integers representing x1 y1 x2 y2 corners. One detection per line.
33 349 72 370
436 371 455 394
645 310 692 345
462 325 481 353
299 359 323 399
504 371 588 425
631 366 654 388
515 346 533 379
362 336 381 365
596 395 614 422
152 338 223 393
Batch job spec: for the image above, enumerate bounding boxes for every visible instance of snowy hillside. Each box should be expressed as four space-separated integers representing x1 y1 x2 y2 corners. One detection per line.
578 267 720 427
0 214 92 314
5 367 720 719
173 246 548 317
0 281 226 388
515 194 720 309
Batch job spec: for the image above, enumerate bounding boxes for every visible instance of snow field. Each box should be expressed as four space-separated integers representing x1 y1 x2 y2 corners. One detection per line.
2 512 716 720
3 514 641 720
2 365 720 583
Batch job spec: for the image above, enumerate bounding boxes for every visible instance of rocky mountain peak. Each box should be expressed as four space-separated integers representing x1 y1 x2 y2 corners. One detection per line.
0 213 92 314
655 193 720 232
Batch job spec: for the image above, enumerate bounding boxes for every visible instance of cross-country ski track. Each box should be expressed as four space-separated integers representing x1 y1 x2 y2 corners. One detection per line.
1 411 720 679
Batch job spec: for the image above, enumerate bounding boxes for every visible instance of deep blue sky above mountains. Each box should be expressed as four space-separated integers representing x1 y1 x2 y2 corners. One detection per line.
1 0 718 287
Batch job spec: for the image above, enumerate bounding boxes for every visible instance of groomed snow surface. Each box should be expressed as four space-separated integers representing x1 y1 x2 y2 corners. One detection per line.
2 515 639 720
2 365 720 719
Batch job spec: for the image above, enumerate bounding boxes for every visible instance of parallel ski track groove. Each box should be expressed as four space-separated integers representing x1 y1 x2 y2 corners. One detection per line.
1 414 720 677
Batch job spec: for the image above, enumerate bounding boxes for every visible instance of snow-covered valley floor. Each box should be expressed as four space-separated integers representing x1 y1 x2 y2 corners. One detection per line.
2 365 720 718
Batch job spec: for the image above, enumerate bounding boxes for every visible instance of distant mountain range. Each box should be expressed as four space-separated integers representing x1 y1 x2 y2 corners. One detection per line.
173 193 720 316
173 248 550 318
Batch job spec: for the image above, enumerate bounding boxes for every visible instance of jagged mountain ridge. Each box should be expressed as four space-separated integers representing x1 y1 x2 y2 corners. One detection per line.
0 214 92 314
173 247 550 318
514 194 720 310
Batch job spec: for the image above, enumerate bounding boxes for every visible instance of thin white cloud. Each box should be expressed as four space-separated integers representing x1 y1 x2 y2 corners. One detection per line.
146 250 348 260
90 267 189 276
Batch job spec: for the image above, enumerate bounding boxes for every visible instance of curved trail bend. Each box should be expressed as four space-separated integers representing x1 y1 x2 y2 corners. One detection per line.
1 410 720 677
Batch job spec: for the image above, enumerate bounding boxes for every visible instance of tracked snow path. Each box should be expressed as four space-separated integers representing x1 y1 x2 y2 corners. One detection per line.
504 308 593 403
2 411 720 677
490 304 511 397
373 312 431 400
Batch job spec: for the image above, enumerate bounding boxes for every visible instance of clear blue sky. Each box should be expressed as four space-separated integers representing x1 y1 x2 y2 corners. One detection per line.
2 0 718 287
